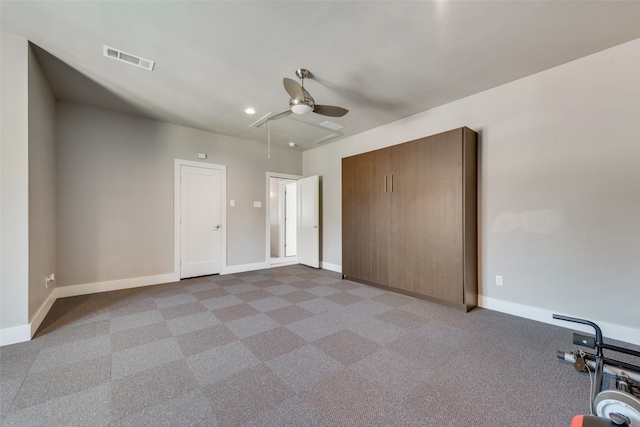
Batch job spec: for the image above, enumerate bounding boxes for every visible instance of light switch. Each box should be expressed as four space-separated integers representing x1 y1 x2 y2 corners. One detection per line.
230 200 235 207
253 201 262 208
197 153 207 159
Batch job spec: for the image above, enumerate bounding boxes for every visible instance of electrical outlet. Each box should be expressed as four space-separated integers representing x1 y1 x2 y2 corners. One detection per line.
495 275 503 286
45 273 55 288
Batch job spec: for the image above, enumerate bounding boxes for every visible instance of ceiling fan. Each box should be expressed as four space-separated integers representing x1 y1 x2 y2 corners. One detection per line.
268 69 348 122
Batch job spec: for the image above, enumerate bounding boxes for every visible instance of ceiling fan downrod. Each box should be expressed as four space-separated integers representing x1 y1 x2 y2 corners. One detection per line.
295 68 310 85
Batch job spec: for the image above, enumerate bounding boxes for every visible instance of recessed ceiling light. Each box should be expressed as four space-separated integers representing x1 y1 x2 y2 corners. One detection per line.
244 108 256 115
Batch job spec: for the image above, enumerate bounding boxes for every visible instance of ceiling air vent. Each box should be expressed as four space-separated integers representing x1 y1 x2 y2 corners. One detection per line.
320 121 344 131
103 45 155 71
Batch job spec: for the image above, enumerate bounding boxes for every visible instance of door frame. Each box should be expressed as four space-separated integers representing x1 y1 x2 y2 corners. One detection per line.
282 181 297 257
276 180 298 257
265 171 302 266
278 181 287 257
175 159 227 277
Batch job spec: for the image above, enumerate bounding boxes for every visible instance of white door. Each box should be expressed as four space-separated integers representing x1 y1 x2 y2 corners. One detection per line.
297 175 320 268
285 182 297 257
180 165 222 278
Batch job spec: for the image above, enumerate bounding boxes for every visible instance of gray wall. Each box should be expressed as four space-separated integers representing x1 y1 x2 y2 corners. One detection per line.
56 103 302 287
28 43 57 319
304 38 640 337
0 36 56 334
0 33 29 330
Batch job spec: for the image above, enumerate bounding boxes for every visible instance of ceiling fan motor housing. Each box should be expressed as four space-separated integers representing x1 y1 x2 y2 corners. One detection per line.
289 88 315 114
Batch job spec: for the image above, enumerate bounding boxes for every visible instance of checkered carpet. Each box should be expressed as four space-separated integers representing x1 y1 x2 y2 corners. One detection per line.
2 265 592 426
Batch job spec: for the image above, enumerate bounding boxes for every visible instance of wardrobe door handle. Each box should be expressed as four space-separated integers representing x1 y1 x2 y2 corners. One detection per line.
390 174 393 192
384 175 388 193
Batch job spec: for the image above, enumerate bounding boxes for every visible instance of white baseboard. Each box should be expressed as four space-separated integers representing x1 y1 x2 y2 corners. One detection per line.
7 271 635 348
224 262 270 275
30 290 58 338
1 272 180 347
270 260 299 268
479 295 640 346
320 262 342 274
0 324 31 347
55 272 179 298
1 290 58 346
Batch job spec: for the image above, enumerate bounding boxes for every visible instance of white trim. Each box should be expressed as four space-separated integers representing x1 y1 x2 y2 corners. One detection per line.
278 181 287 257
2 289 56 346
224 262 270 275
479 295 640 346
5 277 636 347
29 290 58 337
0 273 180 347
1 272 180 347
174 159 228 277
0 324 31 346
265 171 303 267
270 259 299 268
55 273 179 298
320 262 342 273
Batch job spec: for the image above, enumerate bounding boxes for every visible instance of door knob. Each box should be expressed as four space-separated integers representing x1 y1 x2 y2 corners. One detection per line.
213 225 221 230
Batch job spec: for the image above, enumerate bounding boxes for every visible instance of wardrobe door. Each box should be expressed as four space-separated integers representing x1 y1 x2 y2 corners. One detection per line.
342 149 390 285
389 129 464 303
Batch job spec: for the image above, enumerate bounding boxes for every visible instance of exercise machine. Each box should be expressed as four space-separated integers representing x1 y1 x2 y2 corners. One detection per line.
554 314 640 426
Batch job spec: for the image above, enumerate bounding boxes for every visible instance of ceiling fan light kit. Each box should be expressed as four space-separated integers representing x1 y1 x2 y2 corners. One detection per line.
290 100 313 115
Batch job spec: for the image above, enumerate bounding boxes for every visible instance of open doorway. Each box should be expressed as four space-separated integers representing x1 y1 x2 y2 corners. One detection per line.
266 171 320 269
268 174 300 267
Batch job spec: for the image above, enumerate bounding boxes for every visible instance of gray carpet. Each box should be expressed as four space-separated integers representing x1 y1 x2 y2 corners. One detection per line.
0 265 614 426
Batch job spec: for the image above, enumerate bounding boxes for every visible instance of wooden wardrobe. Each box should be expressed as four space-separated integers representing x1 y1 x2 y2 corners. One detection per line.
342 127 477 311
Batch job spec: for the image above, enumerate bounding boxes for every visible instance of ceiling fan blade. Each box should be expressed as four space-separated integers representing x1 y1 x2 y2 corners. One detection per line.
313 105 348 117
270 110 293 120
283 78 305 101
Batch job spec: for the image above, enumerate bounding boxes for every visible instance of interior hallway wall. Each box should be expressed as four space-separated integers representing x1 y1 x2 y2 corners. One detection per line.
56 102 302 288
303 38 640 342
0 33 30 333
27 42 56 322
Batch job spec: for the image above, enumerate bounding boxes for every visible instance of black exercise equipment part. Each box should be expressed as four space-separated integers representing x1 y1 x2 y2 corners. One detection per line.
572 415 627 427
554 314 640 426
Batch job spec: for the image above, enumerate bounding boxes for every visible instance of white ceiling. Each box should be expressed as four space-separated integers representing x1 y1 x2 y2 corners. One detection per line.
3 1 640 151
